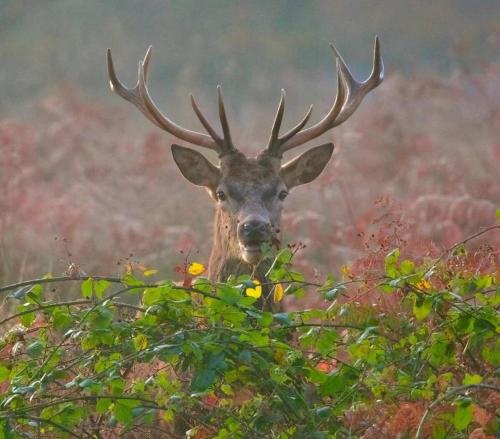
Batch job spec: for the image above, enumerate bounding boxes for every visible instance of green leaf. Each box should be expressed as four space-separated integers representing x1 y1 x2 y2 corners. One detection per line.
19 310 35 327
79 378 98 389
121 273 144 287
109 378 125 395
431 423 446 439
26 341 43 358
273 312 293 326
239 332 269 347
413 296 432 320
400 259 415 275
316 329 339 356
320 373 344 396
26 284 43 304
52 308 73 330
93 279 111 299
162 286 189 301
379 282 395 294
276 249 293 264
193 277 212 293
88 307 113 330
217 284 242 305
315 406 331 418
162 409 174 422
308 368 328 384
191 369 215 392
96 398 111 414
0 364 10 383
133 334 148 351
384 248 400 278
81 277 93 299
482 340 500 366
462 373 482 386
80 278 111 300
324 284 346 300
453 397 472 430
143 287 162 306
114 399 140 423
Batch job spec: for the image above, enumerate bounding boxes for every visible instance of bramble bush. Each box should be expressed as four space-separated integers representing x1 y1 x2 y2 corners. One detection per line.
0 224 498 438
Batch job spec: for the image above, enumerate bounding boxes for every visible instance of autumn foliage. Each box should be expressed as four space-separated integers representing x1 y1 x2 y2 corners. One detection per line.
0 64 499 437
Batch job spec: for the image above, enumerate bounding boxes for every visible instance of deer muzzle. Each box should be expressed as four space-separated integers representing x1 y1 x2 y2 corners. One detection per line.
237 216 272 264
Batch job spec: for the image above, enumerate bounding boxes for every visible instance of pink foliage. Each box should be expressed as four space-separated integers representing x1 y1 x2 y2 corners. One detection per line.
1 65 499 289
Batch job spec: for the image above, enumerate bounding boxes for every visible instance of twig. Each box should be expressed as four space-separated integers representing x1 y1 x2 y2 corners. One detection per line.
415 383 500 439
423 224 499 278
0 414 83 438
0 275 123 294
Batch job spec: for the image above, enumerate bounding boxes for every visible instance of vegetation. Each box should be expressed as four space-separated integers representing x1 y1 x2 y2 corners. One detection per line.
0 222 498 438
1 4 499 437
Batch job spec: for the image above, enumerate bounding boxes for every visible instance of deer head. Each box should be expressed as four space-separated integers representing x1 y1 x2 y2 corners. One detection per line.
107 38 383 274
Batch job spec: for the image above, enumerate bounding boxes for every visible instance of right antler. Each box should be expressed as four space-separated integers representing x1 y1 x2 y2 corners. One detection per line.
263 37 384 159
107 46 236 157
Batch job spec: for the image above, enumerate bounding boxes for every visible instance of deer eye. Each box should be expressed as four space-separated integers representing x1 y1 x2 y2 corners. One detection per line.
216 190 226 201
278 190 288 201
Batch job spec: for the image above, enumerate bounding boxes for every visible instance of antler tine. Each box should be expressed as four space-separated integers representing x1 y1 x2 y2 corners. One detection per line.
107 47 163 129
107 46 224 153
278 104 313 147
137 59 220 151
330 36 384 126
217 85 234 151
267 89 286 152
190 94 223 145
264 90 313 158
270 37 383 155
278 62 346 151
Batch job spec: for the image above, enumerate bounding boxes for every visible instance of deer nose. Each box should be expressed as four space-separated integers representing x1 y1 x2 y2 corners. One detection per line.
239 217 271 242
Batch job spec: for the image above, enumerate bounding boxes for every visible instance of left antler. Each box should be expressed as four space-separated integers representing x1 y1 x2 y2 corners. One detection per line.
263 37 383 159
107 46 237 157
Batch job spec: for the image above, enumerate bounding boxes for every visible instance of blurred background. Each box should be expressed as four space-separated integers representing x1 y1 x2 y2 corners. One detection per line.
1 0 499 288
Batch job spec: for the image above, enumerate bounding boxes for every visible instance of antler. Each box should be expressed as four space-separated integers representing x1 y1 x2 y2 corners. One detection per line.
264 36 383 158
107 46 236 157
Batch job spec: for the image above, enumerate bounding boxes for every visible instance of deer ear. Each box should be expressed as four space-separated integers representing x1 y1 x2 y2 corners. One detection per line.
280 143 334 189
171 144 220 190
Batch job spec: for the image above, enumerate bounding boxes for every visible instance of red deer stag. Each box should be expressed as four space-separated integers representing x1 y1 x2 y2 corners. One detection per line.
107 38 383 307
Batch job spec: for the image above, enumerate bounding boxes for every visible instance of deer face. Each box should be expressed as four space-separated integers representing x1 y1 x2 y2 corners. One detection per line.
171 144 334 264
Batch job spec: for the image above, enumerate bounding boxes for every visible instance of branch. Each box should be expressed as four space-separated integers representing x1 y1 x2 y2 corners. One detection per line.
0 275 123 294
424 224 499 277
0 414 84 438
415 383 500 439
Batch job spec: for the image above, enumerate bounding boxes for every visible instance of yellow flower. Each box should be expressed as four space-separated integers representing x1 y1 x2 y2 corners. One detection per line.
142 269 158 277
273 283 284 302
416 279 432 291
341 265 353 279
245 279 262 299
187 262 206 276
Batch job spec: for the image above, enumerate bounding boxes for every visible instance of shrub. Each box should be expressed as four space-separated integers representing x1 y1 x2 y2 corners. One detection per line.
0 224 498 438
